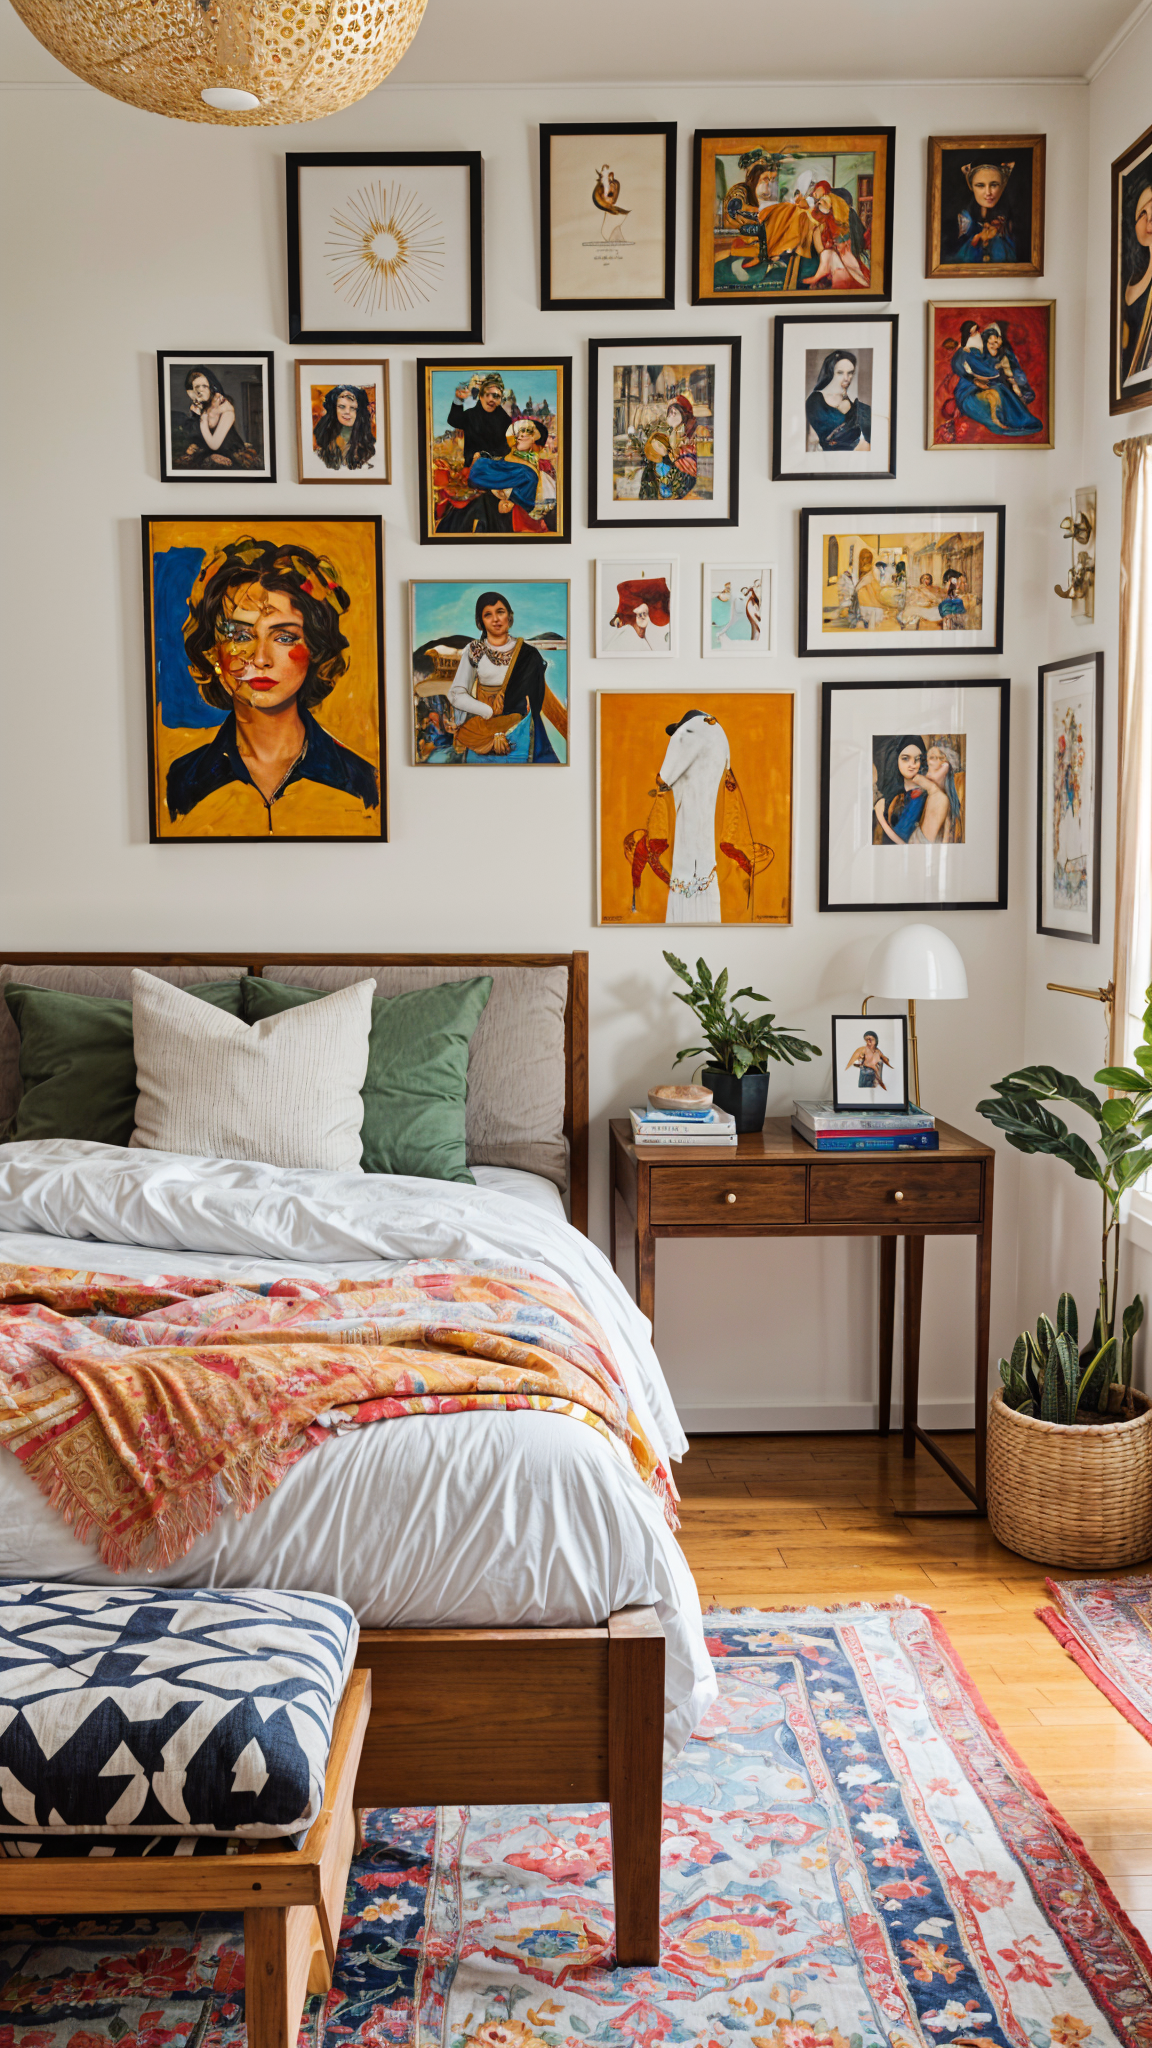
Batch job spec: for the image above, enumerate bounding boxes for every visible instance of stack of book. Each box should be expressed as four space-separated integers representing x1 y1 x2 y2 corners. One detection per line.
791 1100 939 1153
630 1103 738 1147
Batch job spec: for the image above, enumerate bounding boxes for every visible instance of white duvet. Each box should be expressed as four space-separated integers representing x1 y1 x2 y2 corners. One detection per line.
0 1140 715 1754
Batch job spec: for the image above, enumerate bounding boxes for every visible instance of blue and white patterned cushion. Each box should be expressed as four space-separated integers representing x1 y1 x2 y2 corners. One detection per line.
0 1582 359 1837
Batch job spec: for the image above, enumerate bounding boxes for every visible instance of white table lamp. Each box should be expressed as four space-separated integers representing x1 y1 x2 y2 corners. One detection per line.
863 924 968 1107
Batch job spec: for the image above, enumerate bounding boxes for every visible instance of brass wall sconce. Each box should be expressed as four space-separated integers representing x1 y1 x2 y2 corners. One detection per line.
1054 487 1096 621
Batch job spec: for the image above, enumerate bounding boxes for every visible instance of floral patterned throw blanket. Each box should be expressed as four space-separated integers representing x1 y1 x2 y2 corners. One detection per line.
0 1260 676 1572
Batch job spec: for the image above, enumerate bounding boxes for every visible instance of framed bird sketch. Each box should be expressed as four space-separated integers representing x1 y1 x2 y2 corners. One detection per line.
588 338 741 528
926 135 1045 279
416 359 572 545
157 352 275 482
798 506 1006 657
772 315 897 480
410 580 569 766
294 361 391 484
540 123 676 311
286 152 483 345
1037 652 1103 944
692 128 895 306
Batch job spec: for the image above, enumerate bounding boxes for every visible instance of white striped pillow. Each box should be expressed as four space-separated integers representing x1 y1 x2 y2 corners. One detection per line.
130 969 373 1170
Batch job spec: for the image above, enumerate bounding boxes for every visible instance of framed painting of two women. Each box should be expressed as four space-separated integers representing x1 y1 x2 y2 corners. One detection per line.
1111 121 1152 416
925 136 1045 279
772 315 897 480
692 129 894 305
927 302 1054 449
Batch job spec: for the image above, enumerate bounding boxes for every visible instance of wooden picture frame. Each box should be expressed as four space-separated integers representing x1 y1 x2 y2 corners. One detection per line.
830 1013 910 1114
691 127 895 306
294 360 391 484
772 314 898 481
926 301 1054 450
410 578 570 764
798 506 1006 657
286 152 484 346
588 337 741 529
157 351 275 482
540 122 676 311
416 358 572 546
926 134 1045 279
1036 651 1104 945
1110 120 1152 416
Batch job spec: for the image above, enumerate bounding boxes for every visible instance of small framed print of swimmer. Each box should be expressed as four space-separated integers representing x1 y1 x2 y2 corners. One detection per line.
831 1013 909 1115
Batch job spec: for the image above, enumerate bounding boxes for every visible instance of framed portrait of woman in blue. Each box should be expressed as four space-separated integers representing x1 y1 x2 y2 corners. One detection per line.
926 135 1045 280
928 302 1054 449
773 315 897 480
417 360 571 544
142 516 386 843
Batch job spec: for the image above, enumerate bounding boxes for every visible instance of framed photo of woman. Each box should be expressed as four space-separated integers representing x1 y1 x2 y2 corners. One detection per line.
1111 122 1152 415
927 302 1054 449
588 338 741 528
772 315 897 480
692 128 895 306
416 359 572 545
798 506 1005 657
540 123 675 311
295 362 391 484
286 152 483 346
819 677 1010 913
157 353 275 481
926 135 1045 279
1037 652 1103 944
831 1014 909 1113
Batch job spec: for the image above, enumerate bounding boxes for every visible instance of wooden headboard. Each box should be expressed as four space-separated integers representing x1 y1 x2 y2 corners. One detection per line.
0 951 590 1235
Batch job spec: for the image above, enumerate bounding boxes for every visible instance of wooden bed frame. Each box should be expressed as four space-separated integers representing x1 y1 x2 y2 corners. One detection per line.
0 949 667 1965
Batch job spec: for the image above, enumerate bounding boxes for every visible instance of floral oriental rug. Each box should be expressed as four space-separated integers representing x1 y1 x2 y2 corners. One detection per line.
1040 1573 1152 1746
2 1603 1150 2048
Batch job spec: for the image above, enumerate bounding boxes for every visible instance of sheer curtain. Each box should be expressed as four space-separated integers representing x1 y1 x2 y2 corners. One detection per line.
1112 434 1152 1071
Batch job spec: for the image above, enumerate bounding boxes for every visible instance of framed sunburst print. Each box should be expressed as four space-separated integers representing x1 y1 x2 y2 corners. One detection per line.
287 152 484 345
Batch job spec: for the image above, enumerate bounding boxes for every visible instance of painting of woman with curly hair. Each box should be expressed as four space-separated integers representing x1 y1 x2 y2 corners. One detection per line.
142 518 385 842
296 362 391 484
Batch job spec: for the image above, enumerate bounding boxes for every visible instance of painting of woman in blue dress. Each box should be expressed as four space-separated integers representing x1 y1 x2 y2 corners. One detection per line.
805 350 871 453
948 319 1044 437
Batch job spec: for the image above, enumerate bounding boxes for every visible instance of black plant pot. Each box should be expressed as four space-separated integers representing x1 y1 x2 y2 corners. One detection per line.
702 1067 770 1134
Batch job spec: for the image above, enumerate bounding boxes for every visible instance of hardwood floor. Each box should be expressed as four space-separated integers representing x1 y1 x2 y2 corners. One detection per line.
677 1433 1152 1941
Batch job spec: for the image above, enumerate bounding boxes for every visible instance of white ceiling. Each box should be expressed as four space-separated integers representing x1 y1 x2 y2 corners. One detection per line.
0 0 1143 89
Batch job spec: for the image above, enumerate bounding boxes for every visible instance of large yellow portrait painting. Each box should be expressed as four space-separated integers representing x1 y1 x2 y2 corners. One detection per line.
597 691 794 926
143 515 385 842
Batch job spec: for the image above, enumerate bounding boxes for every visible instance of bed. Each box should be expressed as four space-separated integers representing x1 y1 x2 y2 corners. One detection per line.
0 950 715 1964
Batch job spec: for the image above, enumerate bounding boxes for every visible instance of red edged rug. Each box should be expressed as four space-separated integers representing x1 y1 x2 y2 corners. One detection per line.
1040 1572 1152 1743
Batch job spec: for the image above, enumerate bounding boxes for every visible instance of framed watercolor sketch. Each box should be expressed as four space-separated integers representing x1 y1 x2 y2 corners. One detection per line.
691 128 894 306
702 563 772 657
819 677 1009 913
410 580 568 767
798 507 1005 657
1037 652 1103 944
286 152 483 346
597 690 794 926
1111 123 1152 415
926 135 1045 279
772 314 897 480
596 559 678 657
831 1014 909 1114
588 338 740 528
141 516 385 844
416 359 571 545
540 123 675 311
294 361 391 484
157 353 275 481
927 301 1054 449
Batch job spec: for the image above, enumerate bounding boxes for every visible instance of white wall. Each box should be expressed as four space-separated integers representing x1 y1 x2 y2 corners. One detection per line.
0 75 1092 1427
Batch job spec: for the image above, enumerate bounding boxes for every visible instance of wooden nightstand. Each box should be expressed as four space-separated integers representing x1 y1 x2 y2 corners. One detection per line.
609 1116 995 1515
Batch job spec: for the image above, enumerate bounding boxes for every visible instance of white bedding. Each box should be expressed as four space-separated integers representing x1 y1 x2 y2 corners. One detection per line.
0 1141 714 1754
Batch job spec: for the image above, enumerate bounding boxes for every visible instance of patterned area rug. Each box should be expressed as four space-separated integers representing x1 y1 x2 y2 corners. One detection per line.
2 1603 1151 2047
1040 1573 1152 1745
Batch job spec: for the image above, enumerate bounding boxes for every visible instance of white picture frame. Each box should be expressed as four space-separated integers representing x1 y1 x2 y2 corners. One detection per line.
702 562 773 657
596 558 678 657
294 360 391 484
588 337 741 528
799 505 1006 658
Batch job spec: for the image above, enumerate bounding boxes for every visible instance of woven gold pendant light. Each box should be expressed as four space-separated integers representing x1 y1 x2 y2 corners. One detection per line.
10 0 429 124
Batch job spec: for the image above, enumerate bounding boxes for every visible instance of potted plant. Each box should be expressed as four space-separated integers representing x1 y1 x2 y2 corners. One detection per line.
664 953 821 1133
976 989 1152 1568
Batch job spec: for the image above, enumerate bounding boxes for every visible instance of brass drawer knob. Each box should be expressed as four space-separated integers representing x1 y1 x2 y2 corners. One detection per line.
725 1191 737 1204
893 1190 904 1202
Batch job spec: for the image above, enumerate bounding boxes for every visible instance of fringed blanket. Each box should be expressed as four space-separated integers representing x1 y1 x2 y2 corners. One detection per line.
0 1260 677 1572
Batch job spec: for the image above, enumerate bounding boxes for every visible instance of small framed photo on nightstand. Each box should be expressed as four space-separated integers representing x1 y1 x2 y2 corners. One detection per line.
831 1013 909 1113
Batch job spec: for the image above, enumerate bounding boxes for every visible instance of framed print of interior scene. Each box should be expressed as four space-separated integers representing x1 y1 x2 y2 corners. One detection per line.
597 690 794 927
596 559 677 657
772 314 897 480
588 338 740 528
417 360 571 544
831 1013 909 1113
295 361 391 484
1111 121 1152 415
703 562 772 656
799 506 1006 656
926 135 1045 278
1037 651 1103 944
540 123 675 311
819 677 1009 912
410 580 568 766
692 128 894 305
142 517 385 844
157 353 274 482
286 152 483 346
927 301 1054 449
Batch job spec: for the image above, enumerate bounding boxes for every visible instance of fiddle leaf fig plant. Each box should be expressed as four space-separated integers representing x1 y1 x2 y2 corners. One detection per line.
664 953 821 1078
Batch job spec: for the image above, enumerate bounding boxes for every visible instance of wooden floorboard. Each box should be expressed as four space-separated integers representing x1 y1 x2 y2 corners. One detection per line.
677 1432 1152 1904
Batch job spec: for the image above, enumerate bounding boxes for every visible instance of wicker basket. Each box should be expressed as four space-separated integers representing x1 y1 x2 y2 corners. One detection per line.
987 1388 1152 1568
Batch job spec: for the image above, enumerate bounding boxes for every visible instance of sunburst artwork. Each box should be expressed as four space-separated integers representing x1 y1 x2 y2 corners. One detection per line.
289 153 484 345
325 181 445 317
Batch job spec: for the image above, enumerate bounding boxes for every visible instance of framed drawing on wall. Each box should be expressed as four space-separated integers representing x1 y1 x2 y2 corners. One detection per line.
588 337 741 528
798 506 1005 656
286 152 483 345
416 359 571 544
772 314 897 480
142 516 386 843
596 558 678 656
410 579 569 766
691 127 895 306
819 677 1010 913
294 360 391 483
540 123 675 310
157 353 275 481
597 690 794 926
1037 652 1103 944
1111 122 1152 415
925 135 1045 278
702 562 773 656
927 301 1054 449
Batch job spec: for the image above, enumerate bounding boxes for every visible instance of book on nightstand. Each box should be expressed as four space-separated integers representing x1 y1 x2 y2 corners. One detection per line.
791 1120 940 1153
630 1105 738 1146
793 1099 935 1132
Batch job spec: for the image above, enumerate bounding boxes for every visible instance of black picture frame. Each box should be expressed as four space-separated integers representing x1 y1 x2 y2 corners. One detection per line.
830 1013 910 1114
157 352 276 483
540 122 676 312
691 126 896 307
772 314 898 481
1036 651 1104 945
798 505 1006 657
415 357 573 546
819 677 1010 913
286 152 484 346
588 336 741 529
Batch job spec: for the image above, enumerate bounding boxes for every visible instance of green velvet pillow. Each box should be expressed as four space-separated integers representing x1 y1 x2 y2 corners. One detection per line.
4 981 244 1146
242 974 492 1183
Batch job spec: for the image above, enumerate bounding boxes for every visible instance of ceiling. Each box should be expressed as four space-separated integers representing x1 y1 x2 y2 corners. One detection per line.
0 0 1142 89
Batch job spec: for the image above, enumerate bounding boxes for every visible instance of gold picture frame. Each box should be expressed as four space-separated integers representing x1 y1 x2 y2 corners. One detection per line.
691 128 894 306
926 134 1045 279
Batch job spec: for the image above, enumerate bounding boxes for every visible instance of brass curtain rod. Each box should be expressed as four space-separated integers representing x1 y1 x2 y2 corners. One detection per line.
1113 431 1152 454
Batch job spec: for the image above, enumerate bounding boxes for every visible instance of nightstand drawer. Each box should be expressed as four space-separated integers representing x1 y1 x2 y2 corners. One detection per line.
808 1160 983 1224
649 1165 807 1226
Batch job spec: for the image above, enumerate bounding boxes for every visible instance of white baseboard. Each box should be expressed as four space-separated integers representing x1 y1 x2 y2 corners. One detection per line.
677 1400 976 1434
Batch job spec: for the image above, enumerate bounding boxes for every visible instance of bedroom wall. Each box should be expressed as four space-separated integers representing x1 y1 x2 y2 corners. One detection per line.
0 70 1091 1431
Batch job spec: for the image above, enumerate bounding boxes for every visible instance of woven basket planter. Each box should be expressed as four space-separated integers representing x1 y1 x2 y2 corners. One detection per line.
987 1388 1152 1569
